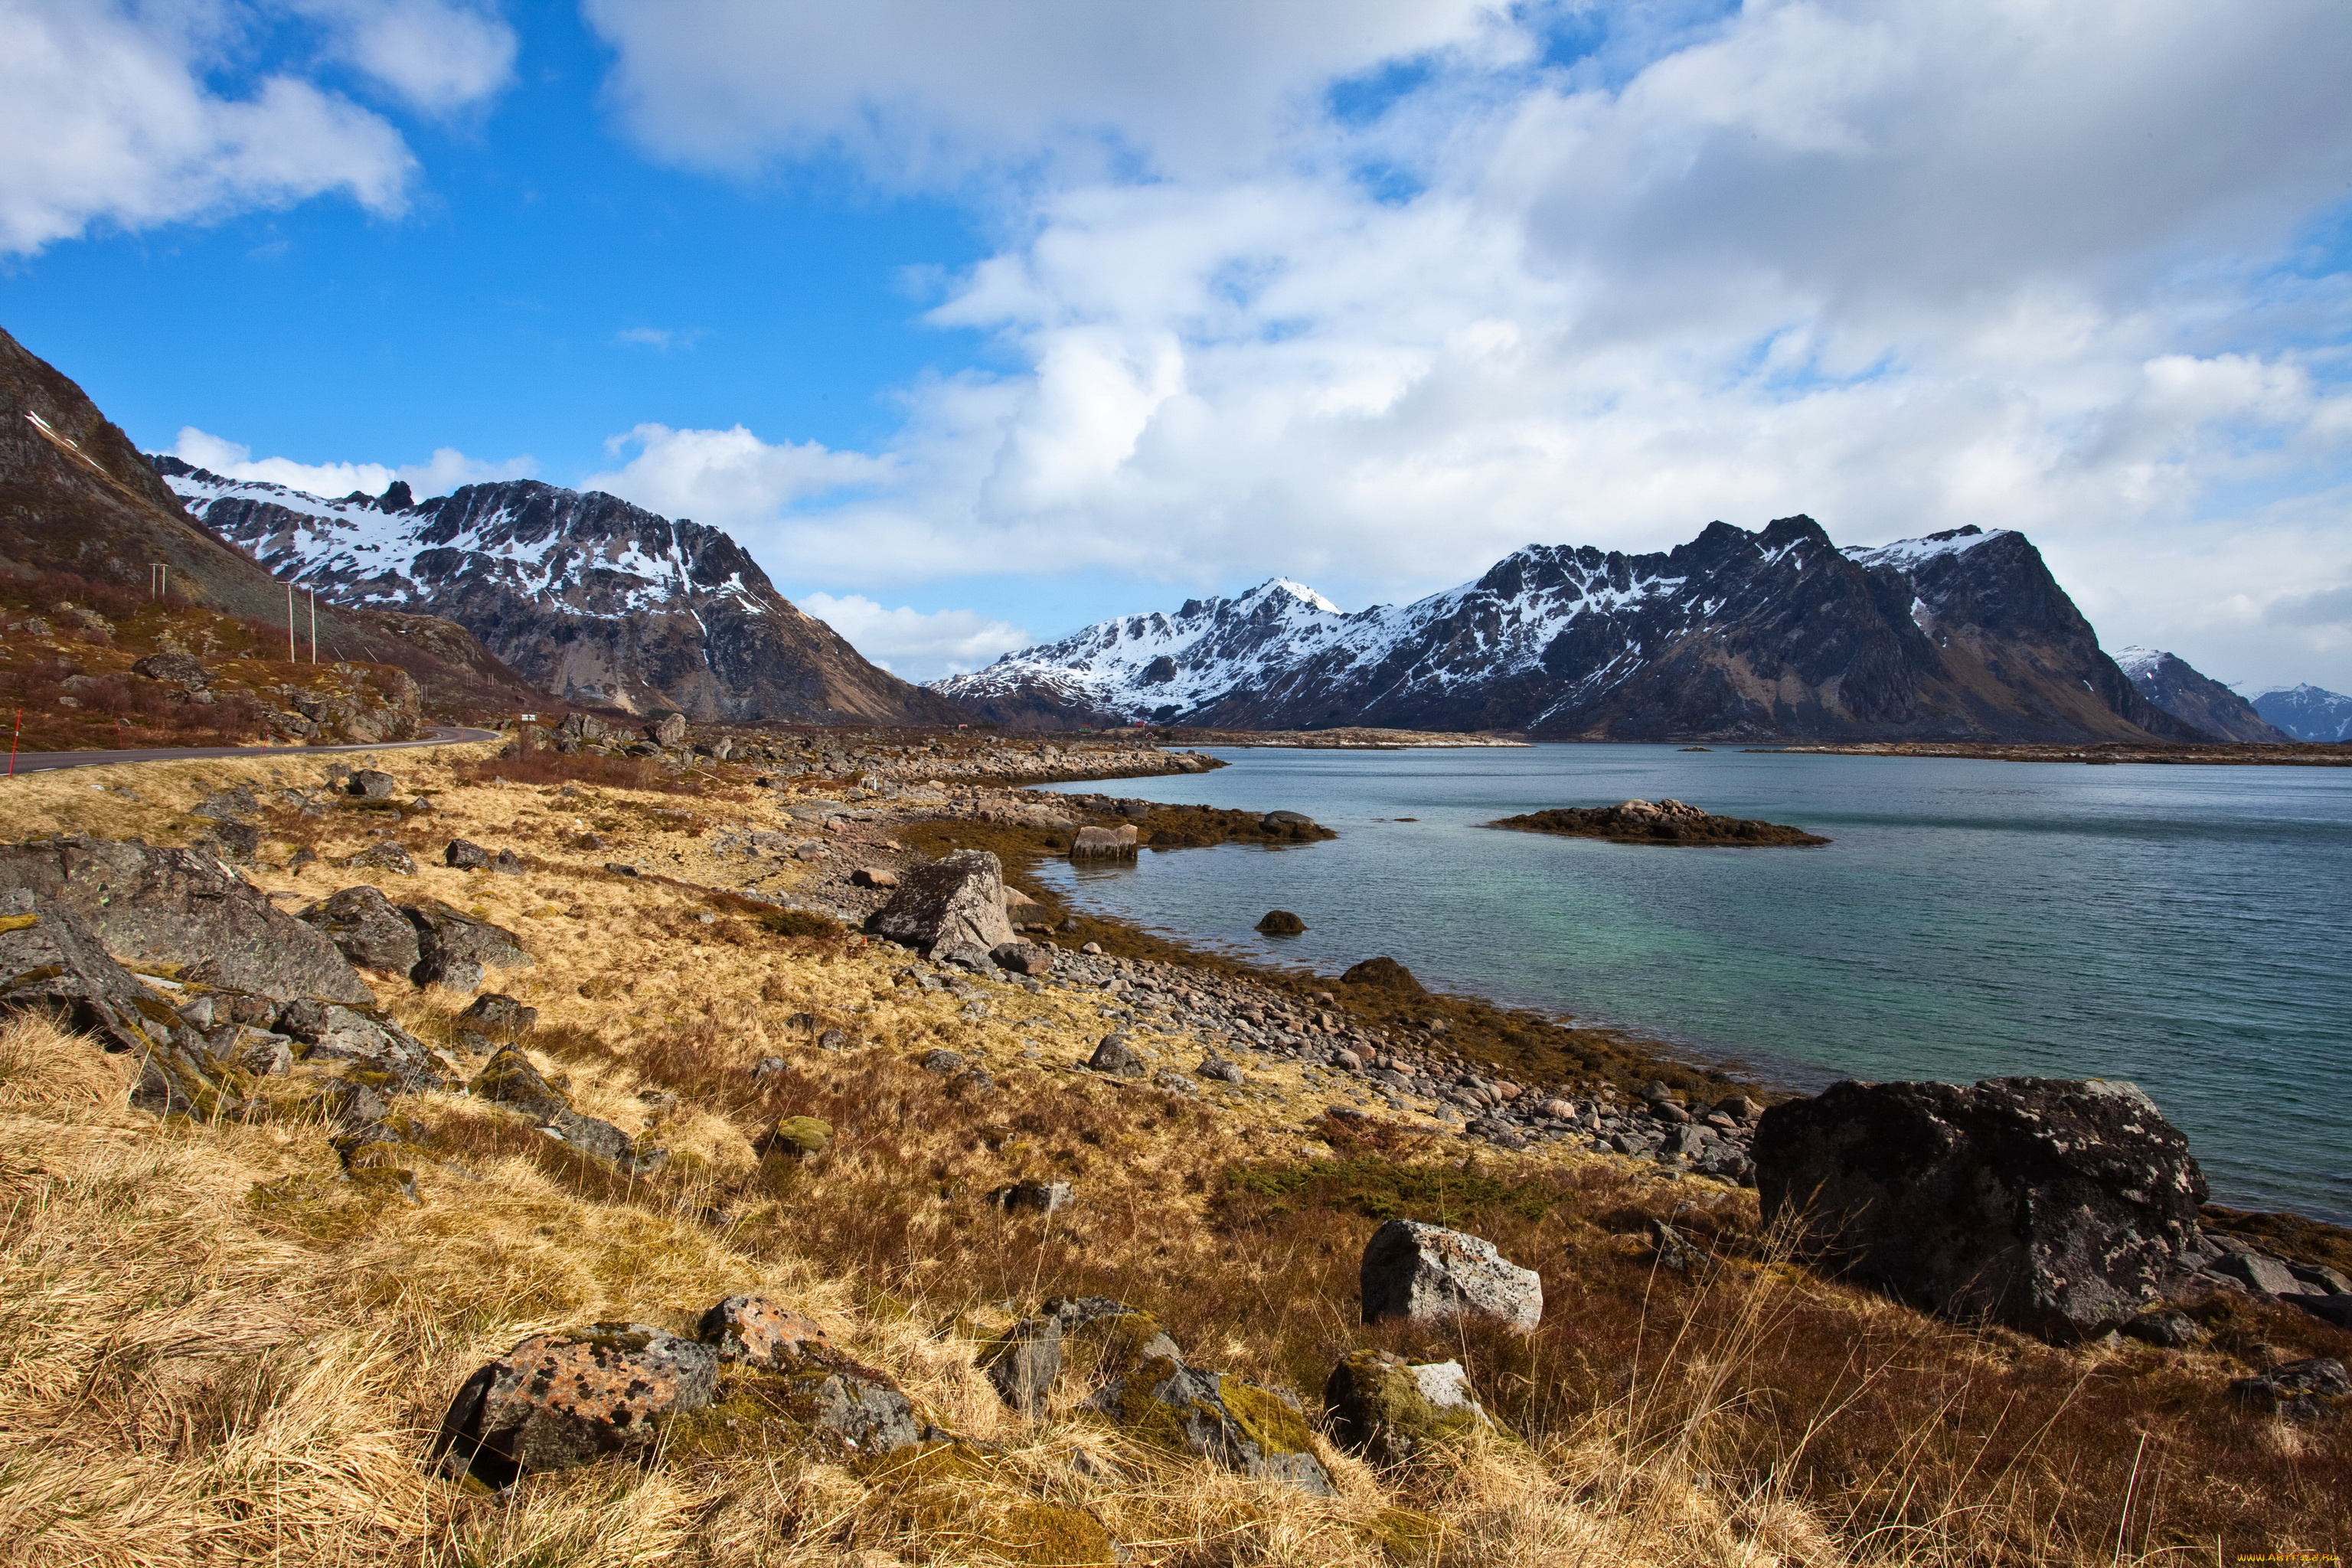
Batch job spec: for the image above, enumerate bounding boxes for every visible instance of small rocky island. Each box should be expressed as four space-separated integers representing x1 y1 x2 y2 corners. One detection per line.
1489 797 1830 847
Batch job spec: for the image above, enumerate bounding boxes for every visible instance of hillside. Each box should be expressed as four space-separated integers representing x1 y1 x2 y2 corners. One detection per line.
0 740 2341 1563
2246 683 2352 742
935 519 2203 743
157 459 966 729
0 326 544 720
2114 648 2289 742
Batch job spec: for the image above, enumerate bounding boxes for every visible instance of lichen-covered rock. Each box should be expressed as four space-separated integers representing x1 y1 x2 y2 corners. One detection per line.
865 850 1017 956
1086 1034 1145 1079
1753 1076 2208 1341
341 841 417 875
432 1323 719 1488
980 1313 1063 1416
405 899 533 987
298 884 423 975
991 1179 1073 1214
0 893 182 1056
0 835 371 1003
698 1296 833 1367
348 769 398 800
758 1115 832 1158
1323 1349 1499 1463
469 1046 640 1168
1085 1355 1333 1494
276 999 443 1092
1361 1219 1544 1333
2229 1357 2349 1423
456 991 536 1044
443 838 491 870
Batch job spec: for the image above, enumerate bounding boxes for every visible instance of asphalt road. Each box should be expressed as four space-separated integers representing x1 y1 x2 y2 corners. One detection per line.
2 725 503 776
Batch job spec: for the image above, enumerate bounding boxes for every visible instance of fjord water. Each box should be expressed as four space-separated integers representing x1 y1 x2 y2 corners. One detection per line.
1036 746 2352 1224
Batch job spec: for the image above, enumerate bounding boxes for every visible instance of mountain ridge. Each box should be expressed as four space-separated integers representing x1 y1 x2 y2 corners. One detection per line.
934 517 2203 743
2242 682 2352 743
2112 648 2289 743
155 459 965 727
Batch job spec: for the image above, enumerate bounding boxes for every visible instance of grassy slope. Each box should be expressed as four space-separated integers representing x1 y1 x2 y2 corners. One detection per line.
0 746 2344 1566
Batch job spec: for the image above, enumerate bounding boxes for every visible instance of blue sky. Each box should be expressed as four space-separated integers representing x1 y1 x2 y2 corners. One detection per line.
5 1 2350 688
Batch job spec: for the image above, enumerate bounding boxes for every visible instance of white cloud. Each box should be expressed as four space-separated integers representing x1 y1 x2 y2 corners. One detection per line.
0 1 517 256
613 326 706 351
580 0 2352 688
798 593 1030 681
586 423 891 528
296 0 518 114
172 426 535 498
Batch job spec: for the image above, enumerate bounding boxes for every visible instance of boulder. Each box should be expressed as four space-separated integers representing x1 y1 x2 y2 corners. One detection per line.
406 900 534 988
697 1295 832 1367
1361 1218 1544 1333
299 884 423 975
444 839 492 870
1085 1356 1332 1494
0 893 182 1056
990 942 1053 976
276 1000 443 1092
991 1180 1073 1214
1197 1054 1245 1085
0 836 372 1004
1070 825 1139 858
1322 1349 1499 1464
470 1047 642 1169
1254 910 1306 935
864 850 1017 957
131 652 211 688
758 1116 832 1158
1086 1035 1145 1080
1002 888 1051 929
981 1312 1063 1416
851 867 898 888
341 841 417 875
1261 811 1318 835
1341 956 1426 996
456 991 537 1044
644 712 688 747
1752 1077 2208 1341
431 1324 719 1488
348 769 398 800
2229 1357 2350 1423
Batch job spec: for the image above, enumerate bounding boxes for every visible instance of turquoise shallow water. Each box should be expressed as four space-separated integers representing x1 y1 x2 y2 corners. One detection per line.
1036 745 2352 1225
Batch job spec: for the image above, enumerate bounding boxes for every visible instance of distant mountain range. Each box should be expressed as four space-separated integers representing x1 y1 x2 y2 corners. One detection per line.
155 460 962 727
2111 648 2290 743
2240 683 2352 743
933 517 2207 743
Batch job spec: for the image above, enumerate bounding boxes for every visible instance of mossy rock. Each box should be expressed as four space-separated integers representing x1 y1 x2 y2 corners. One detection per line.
1322 1349 1499 1465
1087 1357 1334 1494
763 1115 832 1157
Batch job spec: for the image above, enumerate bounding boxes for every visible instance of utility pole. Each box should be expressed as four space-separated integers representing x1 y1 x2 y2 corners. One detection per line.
308 587 317 663
149 563 167 600
286 583 296 662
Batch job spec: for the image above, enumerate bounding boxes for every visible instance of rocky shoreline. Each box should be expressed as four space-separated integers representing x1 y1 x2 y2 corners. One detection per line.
1753 739 2352 766
1488 797 1830 846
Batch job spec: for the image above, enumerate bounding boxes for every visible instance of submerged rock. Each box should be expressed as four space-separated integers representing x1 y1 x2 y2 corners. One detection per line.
1753 1076 2207 1342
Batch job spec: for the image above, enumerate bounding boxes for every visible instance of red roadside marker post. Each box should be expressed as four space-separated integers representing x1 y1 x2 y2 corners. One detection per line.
7 708 20 777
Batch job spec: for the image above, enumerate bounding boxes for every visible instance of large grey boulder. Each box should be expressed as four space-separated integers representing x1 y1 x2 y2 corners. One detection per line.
275 999 443 1092
864 850 1016 957
0 890 181 1056
0 836 371 1004
1361 1219 1544 1333
299 885 423 975
405 900 533 988
432 1324 718 1488
1753 1076 2207 1341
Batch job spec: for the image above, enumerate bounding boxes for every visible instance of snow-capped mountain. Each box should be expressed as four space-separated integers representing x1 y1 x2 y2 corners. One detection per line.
934 517 2203 743
2111 648 2288 743
154 457 961 726
2242 683 2352 743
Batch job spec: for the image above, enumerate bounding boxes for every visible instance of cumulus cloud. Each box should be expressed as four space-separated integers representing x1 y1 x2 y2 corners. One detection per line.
585 423 891 528
0 1 516 255
797 593 1030 681
579 0 2352 688
172 426 535 498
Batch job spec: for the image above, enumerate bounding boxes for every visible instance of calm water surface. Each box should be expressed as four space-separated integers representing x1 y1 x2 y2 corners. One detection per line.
1037 746 2352 1224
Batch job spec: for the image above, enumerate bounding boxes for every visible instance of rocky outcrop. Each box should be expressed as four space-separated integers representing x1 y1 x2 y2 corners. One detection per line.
471 1047 651 1171
1361 1219 1544 1333
0 893 183 1057
864 851 1016 963
934 520 2202 743
299 885 423 975
0 836 371 1004
1489 799 1830 846
2112 648 2286 743
1753 1077 2208 1341
156 456 965 727
1323 1350 1500 1464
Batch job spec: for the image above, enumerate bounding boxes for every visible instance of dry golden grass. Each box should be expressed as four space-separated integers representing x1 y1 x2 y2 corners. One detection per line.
0 750 2342 1565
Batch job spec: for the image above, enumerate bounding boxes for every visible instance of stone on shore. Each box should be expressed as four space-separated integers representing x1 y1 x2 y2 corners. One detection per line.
1753 1076 2207 1341
1254 910 1306 934
1361 1218 1544 1333
865 850 1017 957
1086 1035 1145 1079
1070 825 1139 858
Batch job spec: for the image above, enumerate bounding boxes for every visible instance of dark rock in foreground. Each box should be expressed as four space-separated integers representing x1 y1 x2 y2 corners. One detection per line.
866 850 1017 959
1489 799 1829 847
1754 1076 2207 1341
433 1324 719 1488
